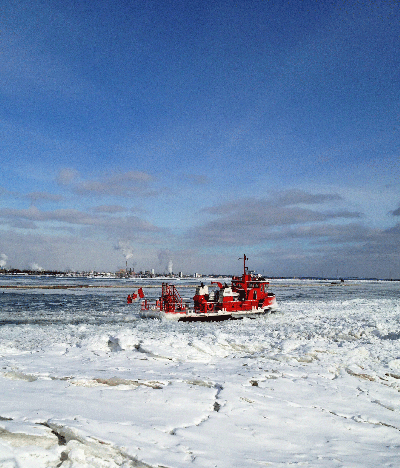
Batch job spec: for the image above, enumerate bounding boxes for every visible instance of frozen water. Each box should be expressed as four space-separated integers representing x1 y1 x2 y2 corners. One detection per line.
0 278 399 467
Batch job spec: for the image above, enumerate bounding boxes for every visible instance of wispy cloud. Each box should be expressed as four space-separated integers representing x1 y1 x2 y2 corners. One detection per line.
92 205 128 214
272 190 342 207
57 168 80 186
183 174 210 185
57 168 156 197
0 206 161 238
26 192 64 204
192 192 362 247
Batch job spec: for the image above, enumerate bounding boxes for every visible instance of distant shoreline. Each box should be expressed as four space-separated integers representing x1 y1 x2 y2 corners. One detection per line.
1 280 397 290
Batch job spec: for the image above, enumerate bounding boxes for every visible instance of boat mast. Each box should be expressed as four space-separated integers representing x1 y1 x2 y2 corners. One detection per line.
239 254 248 276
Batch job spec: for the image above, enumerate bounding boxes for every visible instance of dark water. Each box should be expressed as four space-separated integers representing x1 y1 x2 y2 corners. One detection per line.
0 276 398 327
0 276 197 326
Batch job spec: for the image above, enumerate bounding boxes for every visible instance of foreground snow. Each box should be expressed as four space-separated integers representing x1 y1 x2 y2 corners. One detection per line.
0 280 399 467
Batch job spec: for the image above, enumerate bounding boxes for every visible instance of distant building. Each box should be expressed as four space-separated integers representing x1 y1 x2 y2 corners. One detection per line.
116 268 128 278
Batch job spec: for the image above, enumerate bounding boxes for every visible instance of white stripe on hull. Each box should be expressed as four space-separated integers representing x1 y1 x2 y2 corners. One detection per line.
139 299 278 322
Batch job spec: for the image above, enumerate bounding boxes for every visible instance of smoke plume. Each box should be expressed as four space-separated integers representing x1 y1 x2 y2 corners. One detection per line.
30 262 44 271
158 250 173 274
0 253 7 268
115 241 134 260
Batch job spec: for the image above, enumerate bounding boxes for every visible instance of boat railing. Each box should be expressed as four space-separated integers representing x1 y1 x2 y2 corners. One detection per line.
160 283 187 313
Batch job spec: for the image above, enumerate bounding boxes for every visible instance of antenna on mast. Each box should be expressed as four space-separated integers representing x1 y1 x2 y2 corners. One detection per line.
238 254 248 274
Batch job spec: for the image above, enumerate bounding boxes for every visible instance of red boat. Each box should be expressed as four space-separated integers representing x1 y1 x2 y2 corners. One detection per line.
140 255 277 321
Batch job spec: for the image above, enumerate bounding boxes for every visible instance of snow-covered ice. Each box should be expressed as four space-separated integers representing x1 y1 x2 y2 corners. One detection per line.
0 278 399 467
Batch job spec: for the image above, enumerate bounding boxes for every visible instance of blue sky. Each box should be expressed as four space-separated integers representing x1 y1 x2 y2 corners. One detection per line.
1 0 399 277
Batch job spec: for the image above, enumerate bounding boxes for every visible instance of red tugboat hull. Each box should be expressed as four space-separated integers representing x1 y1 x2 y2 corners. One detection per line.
139 255 278 322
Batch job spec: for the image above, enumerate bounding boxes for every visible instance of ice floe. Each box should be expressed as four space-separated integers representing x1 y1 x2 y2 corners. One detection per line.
0 279 399 466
